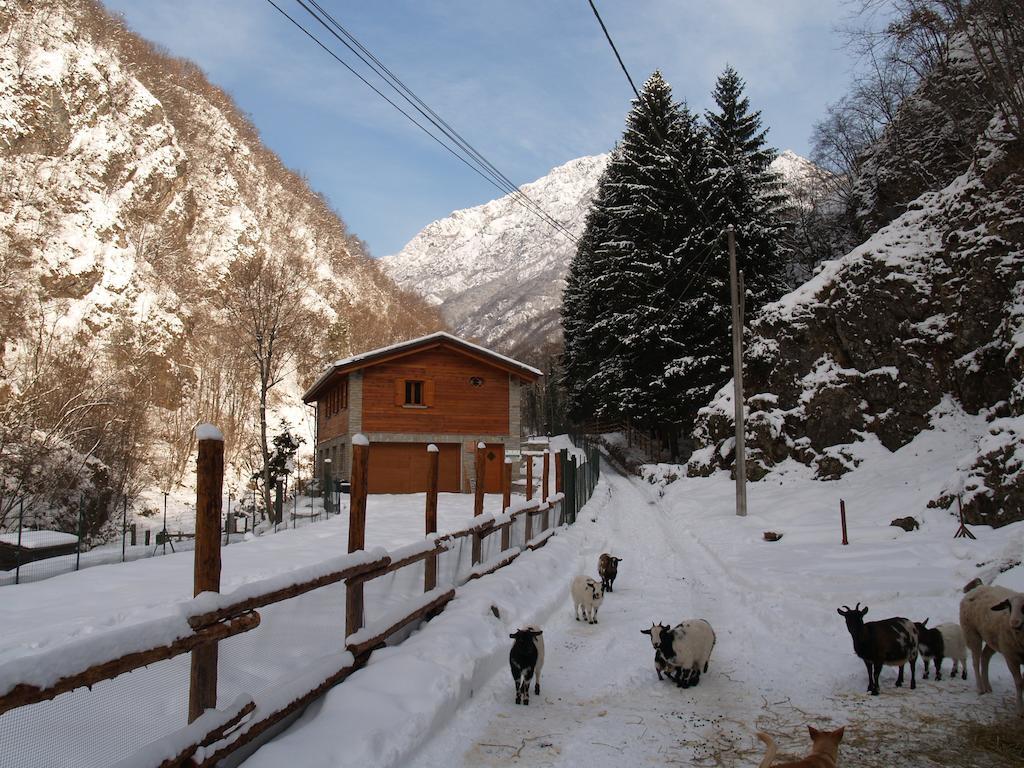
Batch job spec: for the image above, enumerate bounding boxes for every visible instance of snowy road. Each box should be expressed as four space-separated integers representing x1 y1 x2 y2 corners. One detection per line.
400 459 1022 768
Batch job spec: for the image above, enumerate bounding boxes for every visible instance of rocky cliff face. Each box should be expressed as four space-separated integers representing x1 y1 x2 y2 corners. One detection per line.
691 39 1024 526
0 0 442 523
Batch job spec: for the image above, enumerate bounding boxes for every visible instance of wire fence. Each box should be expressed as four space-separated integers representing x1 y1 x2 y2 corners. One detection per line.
0 490 347 587
0 437 603 767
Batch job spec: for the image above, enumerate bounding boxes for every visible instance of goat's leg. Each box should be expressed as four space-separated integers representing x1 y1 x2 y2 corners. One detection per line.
981 644 997 694
872 662 882 695
910 654 917 690
896 663 905 687
574 602 580 621
1005 657 1023 716
934 655 943 681
863 658 874 693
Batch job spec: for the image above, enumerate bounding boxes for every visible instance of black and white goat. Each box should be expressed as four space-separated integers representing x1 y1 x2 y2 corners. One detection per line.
509 627 543 705
641 620 716 688
914 619 967 681
837 603 918 695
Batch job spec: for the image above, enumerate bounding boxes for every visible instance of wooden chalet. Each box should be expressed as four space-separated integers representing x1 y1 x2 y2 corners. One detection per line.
302 332 542 494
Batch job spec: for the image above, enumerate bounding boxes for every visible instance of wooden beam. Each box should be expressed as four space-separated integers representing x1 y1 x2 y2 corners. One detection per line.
186 557 388 629
467 550 520 581
0 612 259 716
155 699 256 768
347 438 370 638
190 430 224 722
425 445 439 592
346 589 455 657
525 455 534 501
472 442 485 565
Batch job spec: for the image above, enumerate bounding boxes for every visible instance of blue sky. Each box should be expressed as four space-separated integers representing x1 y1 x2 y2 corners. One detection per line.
101 1 854 257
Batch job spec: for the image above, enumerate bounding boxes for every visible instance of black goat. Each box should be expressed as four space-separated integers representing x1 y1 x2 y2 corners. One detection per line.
509 628 543 705
837 603 918 695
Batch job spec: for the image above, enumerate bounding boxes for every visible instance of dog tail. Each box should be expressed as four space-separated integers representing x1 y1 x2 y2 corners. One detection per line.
756 732 777 768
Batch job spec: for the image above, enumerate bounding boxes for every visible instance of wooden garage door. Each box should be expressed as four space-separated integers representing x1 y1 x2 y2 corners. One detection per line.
368 442 461 494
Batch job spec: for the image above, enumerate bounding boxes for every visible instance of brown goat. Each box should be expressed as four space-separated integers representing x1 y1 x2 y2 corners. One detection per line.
598 553 622 593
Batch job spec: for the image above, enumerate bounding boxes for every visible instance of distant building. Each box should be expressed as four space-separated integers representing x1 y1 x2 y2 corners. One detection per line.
302 332 541 494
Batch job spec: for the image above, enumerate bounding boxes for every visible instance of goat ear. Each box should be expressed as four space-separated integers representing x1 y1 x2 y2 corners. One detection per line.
837 608 846 616
808 726 820 738
641 628 651 635
991 599 1011 612
861 606 869 616
921 618 929 627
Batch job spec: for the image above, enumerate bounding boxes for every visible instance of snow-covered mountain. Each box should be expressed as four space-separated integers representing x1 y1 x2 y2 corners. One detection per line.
381 151 812 360
0 0 442 527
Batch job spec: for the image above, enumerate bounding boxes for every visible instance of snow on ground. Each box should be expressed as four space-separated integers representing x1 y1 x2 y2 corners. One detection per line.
243 405 1024 768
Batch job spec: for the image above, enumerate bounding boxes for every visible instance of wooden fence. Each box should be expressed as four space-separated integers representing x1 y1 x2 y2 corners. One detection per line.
0 434 600 767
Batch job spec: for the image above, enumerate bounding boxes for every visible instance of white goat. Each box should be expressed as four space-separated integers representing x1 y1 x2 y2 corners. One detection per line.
960 584 1024 715
571 574 604 624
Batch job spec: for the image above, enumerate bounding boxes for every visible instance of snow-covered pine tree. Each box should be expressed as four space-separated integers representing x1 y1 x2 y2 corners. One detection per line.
562 71 719 441
704 66 789 315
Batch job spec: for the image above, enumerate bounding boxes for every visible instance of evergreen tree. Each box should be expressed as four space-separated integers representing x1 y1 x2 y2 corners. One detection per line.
562 72 719 437
704 66 790 315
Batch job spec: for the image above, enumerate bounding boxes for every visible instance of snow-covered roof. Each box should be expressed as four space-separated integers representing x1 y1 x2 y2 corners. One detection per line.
302 332 542 403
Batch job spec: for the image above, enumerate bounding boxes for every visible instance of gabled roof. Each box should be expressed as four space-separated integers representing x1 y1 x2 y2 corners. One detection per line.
302 332 542 403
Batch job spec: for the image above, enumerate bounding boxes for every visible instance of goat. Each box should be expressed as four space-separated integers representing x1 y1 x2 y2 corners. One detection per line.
642 620 716 688
598 554 622 593
837 603 918 695
890 516 919 532
509 627 543 705
959 583 1024 715
523 623 545 695
571 575 604 624
914 619 967 681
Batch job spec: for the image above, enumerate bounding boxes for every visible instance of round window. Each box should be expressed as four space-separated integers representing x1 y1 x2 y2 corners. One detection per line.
470 376 484 387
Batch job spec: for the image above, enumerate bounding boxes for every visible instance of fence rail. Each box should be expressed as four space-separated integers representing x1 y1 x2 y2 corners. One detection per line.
0 434 601 767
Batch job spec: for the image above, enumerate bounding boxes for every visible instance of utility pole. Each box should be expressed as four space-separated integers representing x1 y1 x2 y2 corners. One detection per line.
727 226 747 517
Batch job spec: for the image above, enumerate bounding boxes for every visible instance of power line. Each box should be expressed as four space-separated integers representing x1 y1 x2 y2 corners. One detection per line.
586 0 640 99
263 0 580 246
301 0 579 244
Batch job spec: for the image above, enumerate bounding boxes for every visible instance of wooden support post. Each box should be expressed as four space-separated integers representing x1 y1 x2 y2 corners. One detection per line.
501 459 511 550
542 450 550 503
425 444 439 592
840 499 849 546
346 436 369 639
555 450 564 494
472 442 485 565
525 454 534 501
190 424 224 723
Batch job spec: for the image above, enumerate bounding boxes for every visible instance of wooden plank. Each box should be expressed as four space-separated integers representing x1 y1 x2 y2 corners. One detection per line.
472 443 485 565
190 432 224 723
0 612 260 716
542 451 550 503
195 661 359 767
526 456 534 501
466 550 520 581
347 440 369 638
186 556 388 629
425 446 439 592
345 589 455 657
555 450 564 494
154 699 256 768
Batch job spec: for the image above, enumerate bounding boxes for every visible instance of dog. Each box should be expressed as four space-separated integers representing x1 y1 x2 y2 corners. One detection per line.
756 726 845 768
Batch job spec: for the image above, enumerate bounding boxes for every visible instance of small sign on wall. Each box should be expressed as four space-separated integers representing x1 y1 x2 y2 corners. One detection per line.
505 449 522 460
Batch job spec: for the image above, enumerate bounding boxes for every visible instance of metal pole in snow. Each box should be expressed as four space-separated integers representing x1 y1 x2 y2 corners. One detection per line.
162 491 168 555
76 493 84 570
728 227 748 517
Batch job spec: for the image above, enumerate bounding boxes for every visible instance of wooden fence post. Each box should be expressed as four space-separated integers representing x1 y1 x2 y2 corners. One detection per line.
501 458 511 551
555 450 564 494
346 436 369 639
189 424 224 723
425 444 439 592
541 451 550 531
525 454 534 502
472 442 485 565
840 499 849 546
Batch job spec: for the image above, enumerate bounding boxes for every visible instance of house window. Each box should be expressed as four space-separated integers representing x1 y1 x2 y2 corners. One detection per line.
404 380 424 405
326 380 347 417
